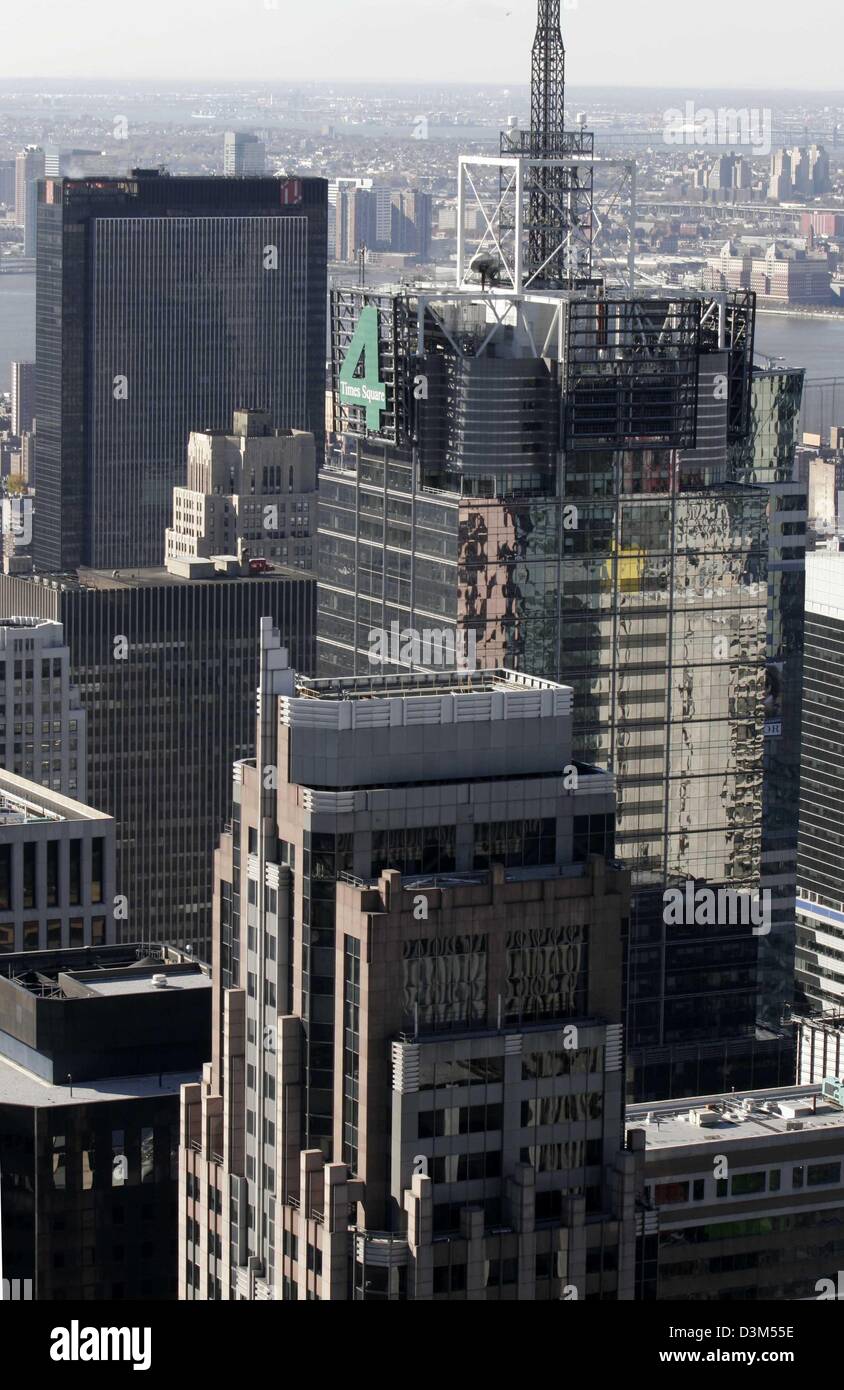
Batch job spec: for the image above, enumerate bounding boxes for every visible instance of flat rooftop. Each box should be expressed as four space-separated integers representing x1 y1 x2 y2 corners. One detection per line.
0 944 208 999
0 770 110 824
627 1083 844 1151
0 791 62 827
0 1055 198 1109
295 668 568 701
25 565 315 591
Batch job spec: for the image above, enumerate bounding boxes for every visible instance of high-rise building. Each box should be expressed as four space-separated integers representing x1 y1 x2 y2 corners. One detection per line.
15 146 44 258
0 768 114 954
0 617 87 799
391 189 433 260
795 548 844 1013
0 942 211 1300
730 368 807 1033
181 625 647 1300
165 411 317 575
0 568 315 956
10 360 35 437
223 132 267 177
317 1 789 1101
0 159 15 209
34 169 327 572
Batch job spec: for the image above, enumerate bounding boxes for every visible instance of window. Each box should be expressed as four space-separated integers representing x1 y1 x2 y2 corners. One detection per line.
731 1172 766 1197
807 1162 841 1187
141 1128 154 1183
69 839 81 905
52 1134 66 1189
654 1181 689 1205
91 838 104 903
112 1130 127 1186
22 841 36 908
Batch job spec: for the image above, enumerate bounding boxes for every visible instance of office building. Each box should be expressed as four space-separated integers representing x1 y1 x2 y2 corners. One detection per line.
0 617 87 799
706 241 832 304
181 626 647 1299
0 159 15 209
35 169 327 572
316 1 791 1100
165 411 317 575
629 1083 844 1301
0 943 211 1300
15 146 44 258
10 361 35 438
730 368 807 1035
0 769 114 955
223 132 267 177
795 549 844 1013
0 567 315 956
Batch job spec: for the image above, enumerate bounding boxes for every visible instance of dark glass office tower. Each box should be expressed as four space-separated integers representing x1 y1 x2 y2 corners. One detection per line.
35 171 327 571
0 567 315 957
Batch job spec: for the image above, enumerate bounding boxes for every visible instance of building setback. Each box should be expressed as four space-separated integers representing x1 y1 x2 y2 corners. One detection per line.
34 169 327 571
181 624 648 1300
0 769 115 955
0 568 314 956
0 943 211 1300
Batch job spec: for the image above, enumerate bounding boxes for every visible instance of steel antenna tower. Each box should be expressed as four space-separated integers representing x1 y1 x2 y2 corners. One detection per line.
530 0 567 286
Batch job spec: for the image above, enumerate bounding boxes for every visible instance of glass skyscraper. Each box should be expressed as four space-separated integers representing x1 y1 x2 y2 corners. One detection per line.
35 171 327 571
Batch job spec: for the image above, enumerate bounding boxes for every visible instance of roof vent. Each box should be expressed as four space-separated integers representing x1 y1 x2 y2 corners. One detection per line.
151 973 168 989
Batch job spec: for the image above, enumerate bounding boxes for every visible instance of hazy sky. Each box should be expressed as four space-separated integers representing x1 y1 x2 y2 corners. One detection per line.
3 0 842 89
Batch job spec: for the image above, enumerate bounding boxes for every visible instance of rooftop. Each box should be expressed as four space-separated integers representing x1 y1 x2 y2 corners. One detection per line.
0 1056 198 1109
0 769 110 824
627 1083 844 1151
294 667 568 702
26 565 314 592
0 944 208 999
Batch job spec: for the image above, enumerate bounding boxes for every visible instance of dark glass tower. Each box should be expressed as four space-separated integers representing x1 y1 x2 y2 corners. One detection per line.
35 171 327 571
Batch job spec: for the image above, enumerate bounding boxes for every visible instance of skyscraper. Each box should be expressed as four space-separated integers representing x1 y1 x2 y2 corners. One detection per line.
318 1 786 1099
34 169 327 572
181 623 646 1300
223 132 266 177
15 146 44 258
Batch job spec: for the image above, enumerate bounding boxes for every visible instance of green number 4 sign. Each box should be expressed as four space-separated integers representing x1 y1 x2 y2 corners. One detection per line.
338 305 388 431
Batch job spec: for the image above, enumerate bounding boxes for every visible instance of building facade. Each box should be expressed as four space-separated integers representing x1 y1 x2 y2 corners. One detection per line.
795 549 844 1013
165 411 316 575
0 617 87 799
0 568 315 956
629 1083 844 1300
0 769 115 955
